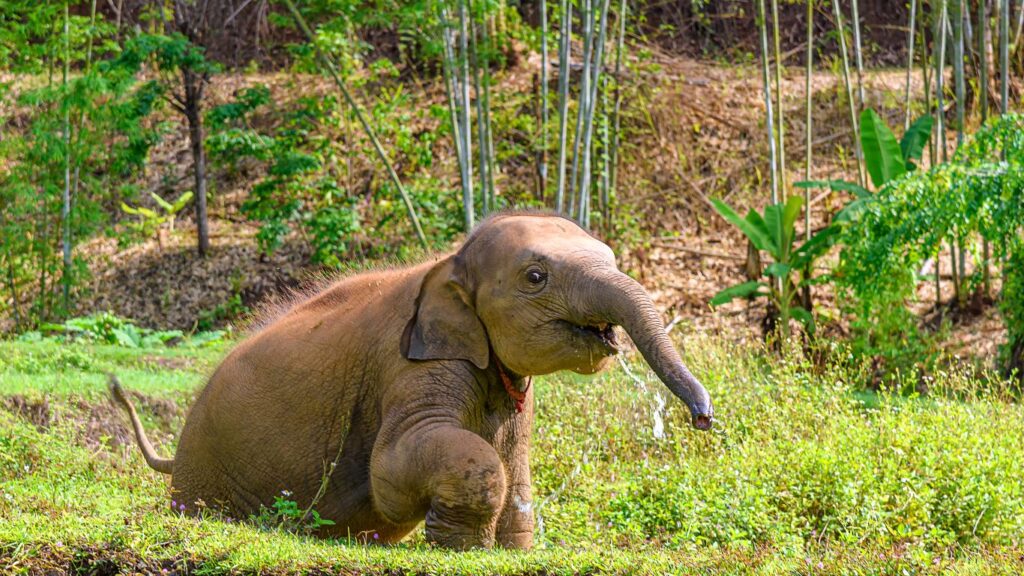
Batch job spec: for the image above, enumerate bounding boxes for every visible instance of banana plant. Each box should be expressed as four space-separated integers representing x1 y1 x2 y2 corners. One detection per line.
797 108 934 221
122 191 194 239
710 196 839 339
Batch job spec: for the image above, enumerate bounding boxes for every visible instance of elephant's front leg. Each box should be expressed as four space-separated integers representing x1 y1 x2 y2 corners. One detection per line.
494 397 535 549
371 423 507 550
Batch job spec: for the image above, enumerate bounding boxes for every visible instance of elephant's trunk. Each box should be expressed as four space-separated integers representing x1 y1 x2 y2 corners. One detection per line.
576 268 714 430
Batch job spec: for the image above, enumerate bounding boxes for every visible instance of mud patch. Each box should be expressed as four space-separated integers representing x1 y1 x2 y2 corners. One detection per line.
72 392 184 452
3 395 51 430
0 543 199 576
141 354 198 371
2 392 184 453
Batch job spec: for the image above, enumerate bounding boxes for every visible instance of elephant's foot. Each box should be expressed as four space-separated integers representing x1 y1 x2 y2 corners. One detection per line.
496 529 533 550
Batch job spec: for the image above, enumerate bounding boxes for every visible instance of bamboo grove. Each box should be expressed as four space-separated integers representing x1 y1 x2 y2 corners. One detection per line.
746 0 1024 376
430 0 629 230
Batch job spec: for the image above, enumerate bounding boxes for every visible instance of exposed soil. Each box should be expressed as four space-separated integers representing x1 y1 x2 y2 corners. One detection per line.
4 395 52 431
0 544 201 576
2 391 185 454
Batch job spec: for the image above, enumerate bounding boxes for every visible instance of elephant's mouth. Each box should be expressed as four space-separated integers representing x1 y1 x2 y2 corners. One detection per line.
565 321 620 353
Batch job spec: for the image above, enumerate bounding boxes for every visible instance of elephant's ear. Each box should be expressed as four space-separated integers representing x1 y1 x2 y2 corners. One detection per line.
402 255 489 370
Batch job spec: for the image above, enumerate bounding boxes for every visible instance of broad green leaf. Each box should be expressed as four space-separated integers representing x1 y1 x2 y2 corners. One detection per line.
710 281 768 307
744 209 775 253
794 180 837 189
112 328 141 348
860 108 907 188
40 322 73 332
763 203 783 258
900 114 934 164
790 306 815 334
834 197 871 223
711 199 772 252
794 179 872 198
791 225 840 270
171 191 194 213
781 196 804 241
150 192 173 211
765 262 792 278
763 197 802 259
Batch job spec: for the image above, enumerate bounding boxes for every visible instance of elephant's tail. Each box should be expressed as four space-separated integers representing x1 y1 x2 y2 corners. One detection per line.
108 374 174 475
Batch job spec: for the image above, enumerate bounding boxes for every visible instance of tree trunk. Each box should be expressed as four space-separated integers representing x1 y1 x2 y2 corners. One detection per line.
184 71 210 257
62 1 72 312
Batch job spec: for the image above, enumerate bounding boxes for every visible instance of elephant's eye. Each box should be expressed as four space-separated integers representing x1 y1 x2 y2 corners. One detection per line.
526 269 547 285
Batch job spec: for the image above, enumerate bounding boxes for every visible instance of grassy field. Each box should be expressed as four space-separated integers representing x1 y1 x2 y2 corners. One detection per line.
2 336 1024 575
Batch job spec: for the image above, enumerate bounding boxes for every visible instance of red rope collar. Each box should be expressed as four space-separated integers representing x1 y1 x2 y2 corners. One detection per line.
496 361 531 414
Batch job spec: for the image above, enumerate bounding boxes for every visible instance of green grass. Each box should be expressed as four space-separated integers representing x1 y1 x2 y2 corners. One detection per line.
2 337 1024 574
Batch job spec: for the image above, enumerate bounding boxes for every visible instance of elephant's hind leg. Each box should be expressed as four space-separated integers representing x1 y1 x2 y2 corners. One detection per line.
371 425 507 550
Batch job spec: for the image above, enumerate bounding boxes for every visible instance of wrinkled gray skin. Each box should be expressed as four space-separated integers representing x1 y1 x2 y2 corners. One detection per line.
113 212 713 550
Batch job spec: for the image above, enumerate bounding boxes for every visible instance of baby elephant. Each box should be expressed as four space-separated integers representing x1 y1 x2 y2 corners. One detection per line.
112 212 713 550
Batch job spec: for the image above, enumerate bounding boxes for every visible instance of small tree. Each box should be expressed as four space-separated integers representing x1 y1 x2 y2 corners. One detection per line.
115 0 266 256
119 33 219 256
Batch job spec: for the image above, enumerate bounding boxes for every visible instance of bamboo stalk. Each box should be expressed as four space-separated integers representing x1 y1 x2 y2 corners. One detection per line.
804 0 813 240
904 0 918 130
770 0 787 197
1015 0 1023 51
469 1 490 214
458 0 475 227
555 0 572 213
935 0 948 163
61 1 71 311
569 0 594 219
578 0 611 228
922 4 934 169
831 0 865 187
440 6 468 211
954 0 967 304
934 1 954 304
539 0 549 198
607 0 627 225
954 0 966 149
980 0 990 295
801 0 814 311
482 36 496 211
758 0 779 204
980 0 989 123
1002 0 1010 114
599 79 609 225
480 0 497 210
851 0 865 109
281 0 427 247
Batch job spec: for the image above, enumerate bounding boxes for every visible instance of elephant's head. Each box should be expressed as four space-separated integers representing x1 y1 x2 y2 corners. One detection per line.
403 212 713 430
